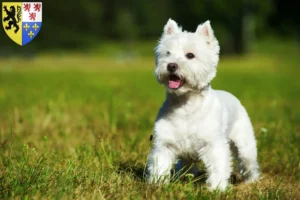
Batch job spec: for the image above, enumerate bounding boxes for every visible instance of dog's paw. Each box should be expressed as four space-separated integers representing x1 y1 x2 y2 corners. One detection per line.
207 179 229 192
245 171 260 183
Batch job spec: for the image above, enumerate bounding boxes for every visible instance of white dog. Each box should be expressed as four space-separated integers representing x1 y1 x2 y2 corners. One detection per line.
147 19 260 191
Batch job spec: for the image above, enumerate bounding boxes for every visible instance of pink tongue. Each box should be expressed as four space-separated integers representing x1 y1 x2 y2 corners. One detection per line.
168 80 181 89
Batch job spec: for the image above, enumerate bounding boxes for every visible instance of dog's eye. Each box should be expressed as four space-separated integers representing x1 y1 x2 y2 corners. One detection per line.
166 51 170 56
186 53 195 59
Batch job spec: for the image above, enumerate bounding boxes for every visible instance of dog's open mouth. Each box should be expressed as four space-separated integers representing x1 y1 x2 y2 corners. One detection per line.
168 74 183 89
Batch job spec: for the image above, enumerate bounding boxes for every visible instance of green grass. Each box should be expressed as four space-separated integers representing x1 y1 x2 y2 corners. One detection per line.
0 39 299 199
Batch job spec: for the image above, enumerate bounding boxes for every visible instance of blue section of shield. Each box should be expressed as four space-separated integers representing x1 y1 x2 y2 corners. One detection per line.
22 22 42 46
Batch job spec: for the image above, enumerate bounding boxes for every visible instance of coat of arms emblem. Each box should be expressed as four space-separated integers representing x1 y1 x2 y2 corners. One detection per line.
2 2 42 46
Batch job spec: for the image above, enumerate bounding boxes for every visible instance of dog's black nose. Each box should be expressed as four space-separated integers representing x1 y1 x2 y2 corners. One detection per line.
167 63 178 72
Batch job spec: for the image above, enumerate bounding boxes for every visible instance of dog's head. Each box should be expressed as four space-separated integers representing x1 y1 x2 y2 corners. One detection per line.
155 19 220 95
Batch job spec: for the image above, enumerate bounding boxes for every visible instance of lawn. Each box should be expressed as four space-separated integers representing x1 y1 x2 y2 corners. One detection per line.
0 39 299 199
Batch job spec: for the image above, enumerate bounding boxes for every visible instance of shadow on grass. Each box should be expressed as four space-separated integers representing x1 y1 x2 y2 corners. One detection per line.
117 161 146 181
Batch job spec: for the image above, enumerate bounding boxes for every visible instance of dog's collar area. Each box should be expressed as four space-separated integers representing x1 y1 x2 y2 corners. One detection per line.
166 82 211 100
201 83 210 92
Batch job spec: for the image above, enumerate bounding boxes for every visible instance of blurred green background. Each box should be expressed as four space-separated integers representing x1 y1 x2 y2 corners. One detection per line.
0 0 299 199
1 0 299 55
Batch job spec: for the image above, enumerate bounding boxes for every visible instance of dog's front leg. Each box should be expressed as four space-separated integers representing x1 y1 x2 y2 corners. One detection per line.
199 139 232 191
147 146 176 184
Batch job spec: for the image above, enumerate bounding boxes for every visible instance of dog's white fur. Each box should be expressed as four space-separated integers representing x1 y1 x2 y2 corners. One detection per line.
147 19 260 191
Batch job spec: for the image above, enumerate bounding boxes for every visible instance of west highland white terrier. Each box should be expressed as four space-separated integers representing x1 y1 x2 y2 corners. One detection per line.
147 19 260 191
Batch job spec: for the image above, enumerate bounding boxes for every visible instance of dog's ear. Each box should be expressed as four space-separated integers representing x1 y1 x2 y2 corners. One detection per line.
196 20 215 41
163 18 180 36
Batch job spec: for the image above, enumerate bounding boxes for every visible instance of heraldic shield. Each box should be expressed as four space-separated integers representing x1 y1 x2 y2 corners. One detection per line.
2 2 42 46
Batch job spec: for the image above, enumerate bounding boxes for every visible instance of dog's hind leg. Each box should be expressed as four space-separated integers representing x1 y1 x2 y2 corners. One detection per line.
229 107 260 182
